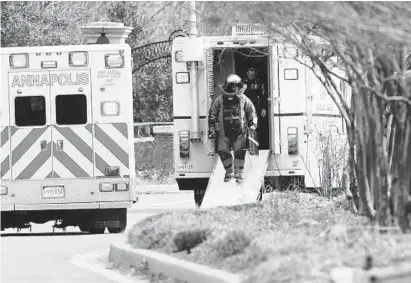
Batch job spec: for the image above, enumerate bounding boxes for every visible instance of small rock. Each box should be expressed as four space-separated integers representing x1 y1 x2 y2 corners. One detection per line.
330 267 355 283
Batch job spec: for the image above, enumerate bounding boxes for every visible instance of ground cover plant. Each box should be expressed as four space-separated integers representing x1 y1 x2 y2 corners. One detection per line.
126 191 411 283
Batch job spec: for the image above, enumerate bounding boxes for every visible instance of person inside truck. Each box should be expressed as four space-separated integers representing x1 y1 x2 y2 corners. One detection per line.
208 74 258 183
15 96 46 127
242 66 269 149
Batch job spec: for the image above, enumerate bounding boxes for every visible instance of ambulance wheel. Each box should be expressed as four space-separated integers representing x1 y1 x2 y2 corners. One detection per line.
79 224 89 233
107 208 127 233
89 227 105 234
257 185 263 202
194 189 206 208
108 226 126 234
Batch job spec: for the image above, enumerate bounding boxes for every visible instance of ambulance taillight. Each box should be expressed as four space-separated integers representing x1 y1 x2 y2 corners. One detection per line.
287 127 298 155
99 183 114 192
179 130 190 159
115 183 129 192
0 185 8 195
9 53 29 68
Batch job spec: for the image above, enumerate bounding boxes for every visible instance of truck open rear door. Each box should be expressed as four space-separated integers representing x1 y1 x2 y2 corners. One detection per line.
201 150 270 209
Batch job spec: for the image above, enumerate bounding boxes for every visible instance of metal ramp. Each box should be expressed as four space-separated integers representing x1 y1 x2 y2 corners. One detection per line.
201 150 270 209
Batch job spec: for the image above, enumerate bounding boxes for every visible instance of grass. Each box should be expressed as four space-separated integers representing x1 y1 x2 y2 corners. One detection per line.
126 191 411 283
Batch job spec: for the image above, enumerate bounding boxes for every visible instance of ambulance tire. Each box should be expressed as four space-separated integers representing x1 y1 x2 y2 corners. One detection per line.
108 226 126 234
194 189 206 208
79 221 105 234
79 223 89 233
108 208 127 234
89 227 105 234
257 185 263 202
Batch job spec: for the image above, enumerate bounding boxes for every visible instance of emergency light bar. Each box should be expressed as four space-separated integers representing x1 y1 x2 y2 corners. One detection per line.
284 69 298 80
105 53 124 68
105 166 120 177
41 61 58 69
69 51 88 67
101 101 120 116
175 51 184 62
9 53 29 69
283 47 299 58
176 72 190 84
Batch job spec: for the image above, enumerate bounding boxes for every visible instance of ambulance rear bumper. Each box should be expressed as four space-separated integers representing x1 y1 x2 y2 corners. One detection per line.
1 201 133 211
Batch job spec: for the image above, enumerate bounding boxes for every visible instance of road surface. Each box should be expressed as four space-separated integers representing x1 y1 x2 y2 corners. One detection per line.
1 186 195 283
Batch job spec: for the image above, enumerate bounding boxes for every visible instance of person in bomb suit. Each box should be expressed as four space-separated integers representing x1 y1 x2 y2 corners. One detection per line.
208 74 258 182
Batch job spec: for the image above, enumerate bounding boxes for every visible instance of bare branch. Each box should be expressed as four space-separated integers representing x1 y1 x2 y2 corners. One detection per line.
141 2 175 30
299 57 352 126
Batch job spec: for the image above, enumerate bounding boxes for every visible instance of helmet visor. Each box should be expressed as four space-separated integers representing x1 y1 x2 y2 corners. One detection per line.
226 82 243 90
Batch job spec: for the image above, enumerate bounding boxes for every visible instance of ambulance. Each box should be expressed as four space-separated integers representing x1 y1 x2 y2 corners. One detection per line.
171 24 349 205
0 22 136 233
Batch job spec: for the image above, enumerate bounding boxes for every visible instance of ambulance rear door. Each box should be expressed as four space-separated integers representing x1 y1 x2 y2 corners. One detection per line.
50 70 93 179
276 45 307 170
8 71 53 181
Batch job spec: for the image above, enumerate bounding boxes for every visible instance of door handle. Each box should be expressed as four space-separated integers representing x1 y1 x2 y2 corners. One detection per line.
57 140 64 151
40 140 47 151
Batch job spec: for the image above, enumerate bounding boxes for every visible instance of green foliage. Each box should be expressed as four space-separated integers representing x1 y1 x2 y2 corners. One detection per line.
133 61 173 122
1 1 107 47
173 229 210 254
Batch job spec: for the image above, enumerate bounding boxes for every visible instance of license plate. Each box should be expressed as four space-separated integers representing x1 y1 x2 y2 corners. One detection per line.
177 164 194 171
95 221 120 228
42 186 65 198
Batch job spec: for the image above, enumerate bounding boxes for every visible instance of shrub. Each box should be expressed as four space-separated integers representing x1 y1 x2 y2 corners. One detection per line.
173 229 210 254
214 229 251 258
128 226 174 250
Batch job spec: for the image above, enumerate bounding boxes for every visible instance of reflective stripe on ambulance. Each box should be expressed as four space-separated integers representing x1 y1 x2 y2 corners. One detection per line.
91 123 129 178
0 123 129 180
1 126 11 179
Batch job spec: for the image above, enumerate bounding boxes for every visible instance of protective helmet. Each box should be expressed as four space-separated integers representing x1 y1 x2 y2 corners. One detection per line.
224 74 243 93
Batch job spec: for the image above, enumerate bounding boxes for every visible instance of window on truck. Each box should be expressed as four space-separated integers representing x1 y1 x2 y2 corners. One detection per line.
15 95 46 127
56 94 87 125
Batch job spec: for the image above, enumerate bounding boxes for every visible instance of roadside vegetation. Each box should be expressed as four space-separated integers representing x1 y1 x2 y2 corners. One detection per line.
3 1 411 281
126 191 411 283
3 2 410 227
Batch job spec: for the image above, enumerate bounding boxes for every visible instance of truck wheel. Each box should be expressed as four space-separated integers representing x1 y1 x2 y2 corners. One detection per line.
108 226 126 234
194 189 206 207
79 223 89 233
257 185 263 202
108 208 127 234
89 227 105 234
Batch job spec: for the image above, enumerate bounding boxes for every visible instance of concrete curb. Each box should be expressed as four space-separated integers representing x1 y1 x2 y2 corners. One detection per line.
108 242 244 283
